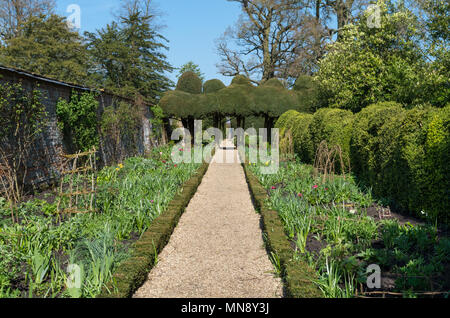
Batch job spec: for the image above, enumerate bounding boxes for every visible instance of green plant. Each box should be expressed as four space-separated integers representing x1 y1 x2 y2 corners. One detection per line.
56 91 99 152
100 101 141 163
0 82 47 215
30 248 51 284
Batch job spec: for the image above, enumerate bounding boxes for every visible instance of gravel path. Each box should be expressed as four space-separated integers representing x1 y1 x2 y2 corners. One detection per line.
133 142 283 298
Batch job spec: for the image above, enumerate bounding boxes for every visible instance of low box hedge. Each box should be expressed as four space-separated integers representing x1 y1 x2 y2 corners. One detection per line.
242 164 322 298
97 160 211 298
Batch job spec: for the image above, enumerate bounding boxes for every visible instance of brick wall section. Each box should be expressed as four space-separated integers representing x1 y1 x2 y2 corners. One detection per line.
0 66 163 189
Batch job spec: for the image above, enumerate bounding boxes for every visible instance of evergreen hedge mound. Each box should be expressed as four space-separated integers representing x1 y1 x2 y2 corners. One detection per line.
277 103 449 223
275 110 300 130
203 79 226 93
291 113 314 164
308 108 354 170
350 102 405 188
376 105 449 222
176 71 202 94
275 111 314 164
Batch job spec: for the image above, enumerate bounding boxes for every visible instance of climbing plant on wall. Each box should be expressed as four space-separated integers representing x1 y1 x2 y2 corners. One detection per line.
0 82 47 219
56 91 99 152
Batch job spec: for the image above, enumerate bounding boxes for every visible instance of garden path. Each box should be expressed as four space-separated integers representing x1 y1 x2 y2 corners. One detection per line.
133 141 283 298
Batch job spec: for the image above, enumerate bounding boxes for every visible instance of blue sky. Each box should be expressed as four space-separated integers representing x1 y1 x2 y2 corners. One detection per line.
56 0 242 86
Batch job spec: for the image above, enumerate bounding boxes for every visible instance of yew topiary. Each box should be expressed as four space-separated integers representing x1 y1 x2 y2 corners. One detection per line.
176 71 202 94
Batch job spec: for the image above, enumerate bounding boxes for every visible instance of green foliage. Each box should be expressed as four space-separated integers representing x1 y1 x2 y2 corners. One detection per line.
217 82 254 118
0 145 201 297
290 113 314 163
293 75 318 113
275 110 300 130
376 105 449 222
85 11 173 103
420 0 450 42
203 79 226 94
263 78 285 88
231 75 252 86
149 104 165 139
315 0 446 111
249 159 449 297
56 91 99 152
422 105 450 222
309 108 354 169
159 90 202 119
176 71 202 94
0 82 47 202
100 101 142 160
278 101 448 222
252 80 297 120
275 110 314 163
178 61 204 81
0 15 90 85
0 82 47 144
350 102 405 187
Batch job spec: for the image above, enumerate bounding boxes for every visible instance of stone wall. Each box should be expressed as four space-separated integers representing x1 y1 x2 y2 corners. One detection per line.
0 65 164 189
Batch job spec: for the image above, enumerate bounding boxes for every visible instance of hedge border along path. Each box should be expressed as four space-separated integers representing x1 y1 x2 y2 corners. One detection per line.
97 159 210 298
242 163 322 298
133 143 282 298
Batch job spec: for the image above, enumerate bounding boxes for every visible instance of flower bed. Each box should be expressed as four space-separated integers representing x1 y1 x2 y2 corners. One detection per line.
248 160 450 298
0 145 201 298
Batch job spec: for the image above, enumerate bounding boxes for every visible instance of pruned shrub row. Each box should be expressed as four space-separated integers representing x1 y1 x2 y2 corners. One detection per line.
242 164 322 298
97 161 210 298
276 103 450 223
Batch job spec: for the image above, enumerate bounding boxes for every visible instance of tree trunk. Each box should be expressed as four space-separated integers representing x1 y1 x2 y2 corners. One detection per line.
188 116 195 145
236 116 243 129
263 115 275 145
213 114 220 129
163 117 172 144
336 0 352 40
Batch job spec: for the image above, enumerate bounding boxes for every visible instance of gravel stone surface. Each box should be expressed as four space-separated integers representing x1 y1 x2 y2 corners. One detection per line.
133 143 283 298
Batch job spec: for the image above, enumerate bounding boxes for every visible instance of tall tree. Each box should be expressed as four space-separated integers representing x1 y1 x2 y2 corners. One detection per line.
314 0 444 111
216 0 304 84
0 14 90 84
178 61 204 81
288 0 369 78
85 3 173 103
0 0 55 42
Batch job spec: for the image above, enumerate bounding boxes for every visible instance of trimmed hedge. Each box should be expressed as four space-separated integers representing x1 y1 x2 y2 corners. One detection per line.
203 79 226 93
276 103 449 223
242 164 322 298
291 113 314 164
176 71 202 94
97 161 210 298
275 109 300 130
350 102 405 188
308 108 354 171
376 105 449 222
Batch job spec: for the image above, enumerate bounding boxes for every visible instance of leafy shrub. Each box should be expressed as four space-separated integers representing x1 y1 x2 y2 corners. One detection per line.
202 79 226 93
263 78 285 88
277 102 449 223
350 102 405 187
275 110 314 163
291 113 314 164
176 71 202 94
308 108 354 169
100 101 141 163
56 91 99 152
422 105 450 222
231 75 252 86
293 75 318 113
376 106 443 220
275 110 300 130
